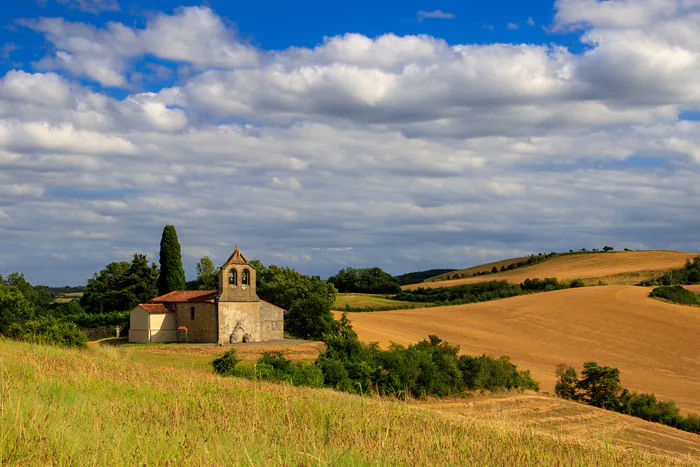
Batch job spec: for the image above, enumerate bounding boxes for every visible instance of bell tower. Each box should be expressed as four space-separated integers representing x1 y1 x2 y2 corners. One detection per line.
218 245 258 302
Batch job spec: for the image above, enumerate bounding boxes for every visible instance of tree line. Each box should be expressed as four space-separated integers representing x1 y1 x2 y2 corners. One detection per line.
213 316 539 398
555 362 699 434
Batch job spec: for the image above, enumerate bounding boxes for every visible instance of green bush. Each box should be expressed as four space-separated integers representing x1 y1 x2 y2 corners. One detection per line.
6 316 87 348
555 361 699 434
569 278 585 288
649 286 700 305
211 349 241 376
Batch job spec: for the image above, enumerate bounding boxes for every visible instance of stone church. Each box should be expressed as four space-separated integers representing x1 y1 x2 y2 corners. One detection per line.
129 246 284 344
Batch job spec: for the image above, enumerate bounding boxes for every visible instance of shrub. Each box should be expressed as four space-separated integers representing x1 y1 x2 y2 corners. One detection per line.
6 316 87 348
649 285 700 306
211 349 241 376
569 278 585 288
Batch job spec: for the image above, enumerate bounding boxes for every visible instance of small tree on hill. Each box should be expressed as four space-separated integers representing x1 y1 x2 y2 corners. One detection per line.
603 246 614 252
554 364 579 400
157 225 186 295
577 362 622 410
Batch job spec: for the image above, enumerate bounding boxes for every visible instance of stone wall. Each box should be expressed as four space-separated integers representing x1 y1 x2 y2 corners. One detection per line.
259 301 284 341
175 302 217 343
218 301 261 343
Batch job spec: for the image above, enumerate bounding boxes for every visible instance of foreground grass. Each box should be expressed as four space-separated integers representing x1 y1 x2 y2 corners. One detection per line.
332 293 430 310
0 340 695 466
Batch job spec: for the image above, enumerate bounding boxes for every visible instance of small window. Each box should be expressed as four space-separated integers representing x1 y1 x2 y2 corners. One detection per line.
190 306 195 320
228 269 237 286
242 269 249 286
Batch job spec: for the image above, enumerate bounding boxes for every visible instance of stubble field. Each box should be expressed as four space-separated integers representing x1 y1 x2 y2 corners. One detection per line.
337 285 700 415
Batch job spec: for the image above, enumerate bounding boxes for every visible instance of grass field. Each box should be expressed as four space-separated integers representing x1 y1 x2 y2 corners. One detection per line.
404 250 698 289
416 393 700 459
337 285 700 415
1 339 697 466
332 293 430 310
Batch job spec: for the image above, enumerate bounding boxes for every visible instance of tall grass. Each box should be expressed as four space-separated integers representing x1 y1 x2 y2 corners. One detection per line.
0 339 694 466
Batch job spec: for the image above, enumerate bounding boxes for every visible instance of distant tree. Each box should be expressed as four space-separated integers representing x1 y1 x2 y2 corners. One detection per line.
554 364 579 400
253 260 337 340
327 267 400 294
157 225 186 295
3 272 51 314
196 256 218 290
576 362 622 410
81 254 158 314
603 246 614 252
490 266 498 274
0 282 34 331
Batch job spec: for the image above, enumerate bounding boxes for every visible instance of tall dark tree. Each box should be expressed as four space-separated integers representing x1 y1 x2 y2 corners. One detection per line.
157 225 186 295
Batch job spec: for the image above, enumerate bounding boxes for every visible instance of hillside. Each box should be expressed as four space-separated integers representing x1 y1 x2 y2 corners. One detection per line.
336 285 700 415
2 340 694 466
428 255 533 281
417 393 700 459
404 250 698 290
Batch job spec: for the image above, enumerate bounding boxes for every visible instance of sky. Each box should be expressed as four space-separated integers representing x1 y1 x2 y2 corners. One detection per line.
2 0 700 286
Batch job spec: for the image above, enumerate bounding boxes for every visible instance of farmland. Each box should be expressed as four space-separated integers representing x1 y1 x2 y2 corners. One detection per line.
1 339 697 465
406 250 698 289
337 285 700 415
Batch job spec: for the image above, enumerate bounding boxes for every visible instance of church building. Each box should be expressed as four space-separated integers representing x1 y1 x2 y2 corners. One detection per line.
129 245 285 344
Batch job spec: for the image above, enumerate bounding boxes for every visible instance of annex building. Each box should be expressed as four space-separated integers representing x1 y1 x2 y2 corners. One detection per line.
129 246 284 344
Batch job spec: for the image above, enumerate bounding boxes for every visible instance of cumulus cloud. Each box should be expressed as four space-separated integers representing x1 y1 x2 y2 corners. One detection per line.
507 22 520 29
3 1 700 285
21 6 258 87
417 10 456 23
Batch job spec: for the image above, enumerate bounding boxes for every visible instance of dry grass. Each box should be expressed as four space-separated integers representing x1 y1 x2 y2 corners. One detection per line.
337 285 700 415
415 393 700 459
332 293 429 310
404 250 698 289
0 339 696 466
427 256 533 282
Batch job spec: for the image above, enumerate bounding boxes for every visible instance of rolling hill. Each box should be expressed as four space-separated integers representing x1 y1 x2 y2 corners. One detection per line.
336 285 700 415
404 250 698 290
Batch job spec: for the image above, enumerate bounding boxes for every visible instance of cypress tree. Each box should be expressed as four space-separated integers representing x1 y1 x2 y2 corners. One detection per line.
157 225 186 295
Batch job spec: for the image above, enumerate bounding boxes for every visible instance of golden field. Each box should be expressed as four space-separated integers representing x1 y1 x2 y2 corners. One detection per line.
4 339 697 465
337 285 700 415
406 250 698 289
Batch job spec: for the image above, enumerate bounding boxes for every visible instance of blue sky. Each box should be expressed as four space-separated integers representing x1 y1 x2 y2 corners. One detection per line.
2 0 700 286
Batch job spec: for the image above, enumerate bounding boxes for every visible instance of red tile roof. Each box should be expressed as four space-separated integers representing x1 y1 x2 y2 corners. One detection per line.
261 299 287 313
152 290 218 303
140 304 169 313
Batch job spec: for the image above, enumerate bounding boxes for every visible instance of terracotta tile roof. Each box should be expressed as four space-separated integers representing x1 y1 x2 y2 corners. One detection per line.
152 290 218 303
140 304 170 313
261 299 287 313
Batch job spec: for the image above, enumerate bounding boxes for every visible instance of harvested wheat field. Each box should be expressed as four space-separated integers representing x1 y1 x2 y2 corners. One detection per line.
337 285 700 414
405 250 698 289
415 393 700 459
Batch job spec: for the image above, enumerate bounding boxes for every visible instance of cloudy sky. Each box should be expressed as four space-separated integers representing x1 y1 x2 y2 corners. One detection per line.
2 0 700 286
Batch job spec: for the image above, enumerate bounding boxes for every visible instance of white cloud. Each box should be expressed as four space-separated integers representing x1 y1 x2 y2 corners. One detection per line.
527 17 536 26
417 10 456 23
21 6 258 87
4 1 700 285
507 22 520 29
